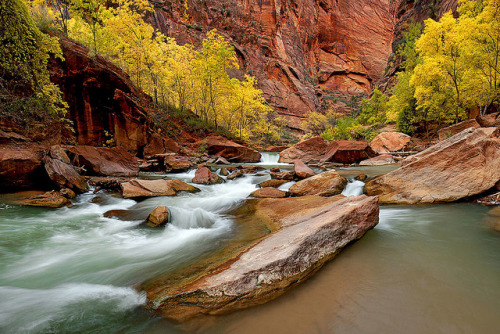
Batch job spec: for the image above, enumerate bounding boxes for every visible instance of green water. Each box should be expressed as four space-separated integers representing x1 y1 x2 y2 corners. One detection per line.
1 164 500 333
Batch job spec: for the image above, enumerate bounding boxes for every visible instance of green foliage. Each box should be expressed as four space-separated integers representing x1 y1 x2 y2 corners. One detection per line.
359 88 388 125
0 0 67 119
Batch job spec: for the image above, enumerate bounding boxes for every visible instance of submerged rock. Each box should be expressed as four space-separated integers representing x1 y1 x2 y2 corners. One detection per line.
365 127 500 204
121 179 200 198
143 195 379 321
192 167 224 185
250 187 288 198
289 170 347 197
144 206 171 227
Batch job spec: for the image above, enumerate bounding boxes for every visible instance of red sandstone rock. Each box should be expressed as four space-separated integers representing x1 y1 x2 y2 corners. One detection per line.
293 159 315 179
279 137 329 163
162 155 193 172
43 156 88 193
476 112 500 127
250 187 288 198
289 170 347 196
67 145 139 177
144 206 171 227
143 133 180 158
437 119 480 141
359 154 396 166
320 140 375 164
192 167 224 185
203 136 261 163
369 132 411 154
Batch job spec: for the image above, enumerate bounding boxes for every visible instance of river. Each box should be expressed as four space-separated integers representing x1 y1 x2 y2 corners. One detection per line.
1 153 499 333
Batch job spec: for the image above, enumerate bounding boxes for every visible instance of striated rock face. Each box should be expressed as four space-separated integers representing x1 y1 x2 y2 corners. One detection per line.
50 39 153 154
365 127 500 204
150 0 394 125
143 195 379 321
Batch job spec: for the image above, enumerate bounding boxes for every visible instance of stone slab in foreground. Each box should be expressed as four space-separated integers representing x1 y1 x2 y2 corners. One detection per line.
143 195 378 321
365 127 500 204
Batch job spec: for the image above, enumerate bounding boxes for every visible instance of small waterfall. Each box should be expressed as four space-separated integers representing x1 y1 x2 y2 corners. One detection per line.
257 152 289 165
342 180 365 196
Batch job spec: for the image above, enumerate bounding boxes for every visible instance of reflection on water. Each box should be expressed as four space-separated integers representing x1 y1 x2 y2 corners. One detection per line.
1 166 500 333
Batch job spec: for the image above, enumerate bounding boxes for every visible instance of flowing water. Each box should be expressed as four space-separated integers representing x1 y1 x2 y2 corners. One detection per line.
1 163 500 334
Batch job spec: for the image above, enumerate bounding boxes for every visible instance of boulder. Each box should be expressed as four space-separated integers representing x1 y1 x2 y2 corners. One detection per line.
43 156 88 193
203 136 261 163
192 167 224 185
278 136 329 163
19 190 70 208
369 132 411 154
365 127 500 204
214 157 230 165
320 140 375 164
49 145 71 164
219 167 229 176
144 206 171 227
250 187 288 198
437 119 480 141
289 170 347 196
0 144 52 192
143 195 378 321
258 179 289 188
162 155 193 172
270 171 295 181
227 171 243 180
359 154 396 166
59 188 76 199
67 145 139 177
121 179 200 198
143 133 180 158
293 159 315 179
476 112 500 127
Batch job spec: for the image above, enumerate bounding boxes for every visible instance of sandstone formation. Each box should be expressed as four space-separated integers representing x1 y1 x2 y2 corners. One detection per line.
143 133 180 158
143 195 379 321
19 190 70 208
258 179 289 188
121 179 200 198
162 155 193 172
250 187 288 198
270 170 295 181
359 154 396 166
365 127 500 204
150 0 394 126
369 132 411 154
476 112 500 127
50 39 154 154
227 171 243 180
0 144 52 192
192 167 224 185
320 140 375 164
293 159 315 179
289 170 347 196
279 137 329 163
67 145 139 177
144 206 171 227
43 156 88 193
437 119 480 141
203 136 261 163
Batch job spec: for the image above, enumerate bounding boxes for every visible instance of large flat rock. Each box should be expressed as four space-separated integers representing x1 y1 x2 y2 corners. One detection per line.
143 195 378 321
365 127 500 204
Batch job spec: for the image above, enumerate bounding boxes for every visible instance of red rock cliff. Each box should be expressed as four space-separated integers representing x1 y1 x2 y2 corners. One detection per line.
149 0 394 127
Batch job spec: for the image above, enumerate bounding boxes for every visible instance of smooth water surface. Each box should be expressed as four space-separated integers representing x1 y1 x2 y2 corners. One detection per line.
1 166 500 334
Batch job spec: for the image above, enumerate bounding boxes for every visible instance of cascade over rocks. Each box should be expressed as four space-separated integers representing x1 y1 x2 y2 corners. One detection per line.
365 127 500 204
369 132 411 154
320 140 375 164
143 195 379 321
67 145 139 177
201 136 261 163
289 169 347 196
279 137 329 163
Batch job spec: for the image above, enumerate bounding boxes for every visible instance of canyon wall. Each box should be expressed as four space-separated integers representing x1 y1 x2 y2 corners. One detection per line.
149 0 394 128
